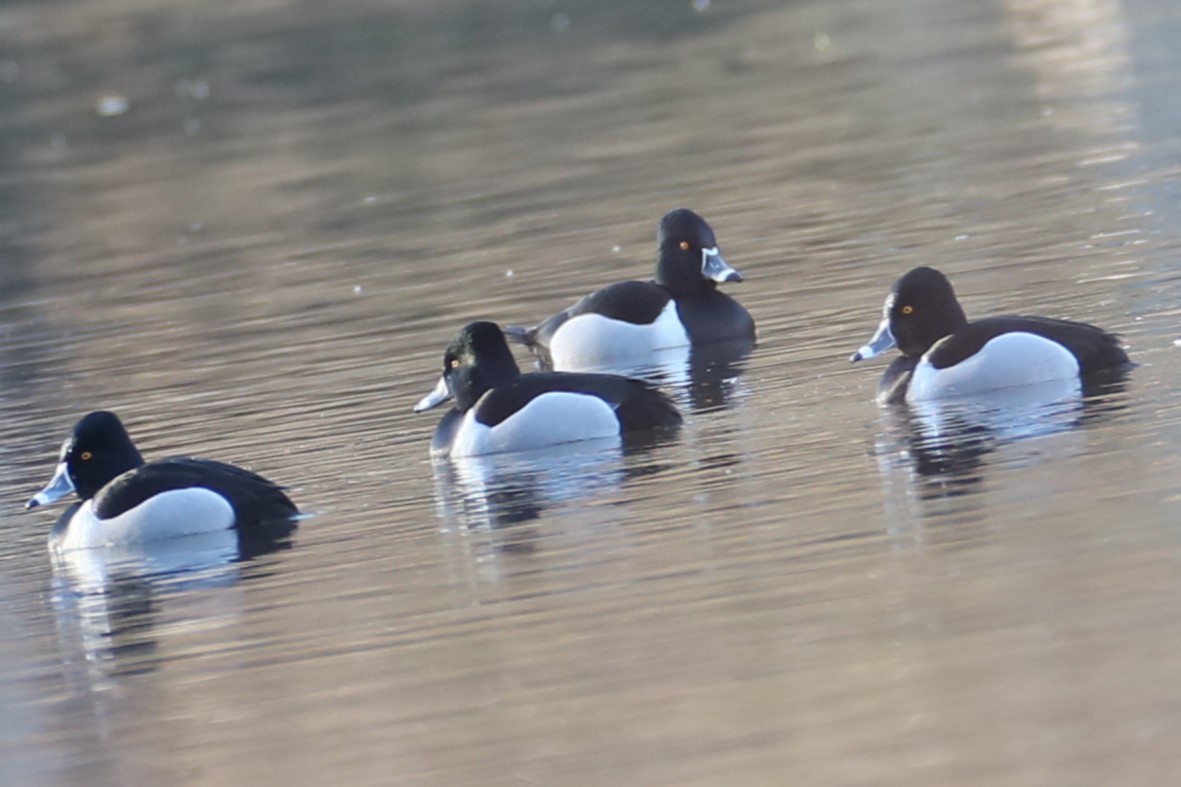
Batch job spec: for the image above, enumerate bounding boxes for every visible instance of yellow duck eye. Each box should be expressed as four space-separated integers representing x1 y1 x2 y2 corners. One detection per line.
679 241 691 251
80 451 92 461
449 359 461 369
901 305 914 315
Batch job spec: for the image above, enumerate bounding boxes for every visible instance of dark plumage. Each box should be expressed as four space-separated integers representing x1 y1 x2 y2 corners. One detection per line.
93 457 297 523
504 209 754 364
27 411 298 549
415 321 682 456
924 314 1129 372
852 267 1130 403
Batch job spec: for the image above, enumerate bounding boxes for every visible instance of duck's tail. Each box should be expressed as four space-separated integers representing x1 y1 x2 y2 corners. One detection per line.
502 324 537 347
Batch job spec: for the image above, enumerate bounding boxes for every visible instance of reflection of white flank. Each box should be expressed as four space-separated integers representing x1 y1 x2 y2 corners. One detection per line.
49 527 251 708
51 529 241 593
875 381 1089 536
908 379 1084 443
432 440 625 532
431 441 629 593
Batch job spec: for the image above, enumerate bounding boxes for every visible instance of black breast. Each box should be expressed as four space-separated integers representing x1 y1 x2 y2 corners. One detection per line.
673 291 755 344
431 409 464 455
877 355 919 404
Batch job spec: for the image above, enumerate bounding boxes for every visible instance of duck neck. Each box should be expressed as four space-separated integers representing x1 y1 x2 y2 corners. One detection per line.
655 252 713 295
910 302 969 357
455 354 520 412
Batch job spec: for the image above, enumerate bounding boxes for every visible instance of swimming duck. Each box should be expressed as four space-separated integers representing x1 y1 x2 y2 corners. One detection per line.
504 209 755 368
27 411 298 551
851 266 1130 403
415 321 682 457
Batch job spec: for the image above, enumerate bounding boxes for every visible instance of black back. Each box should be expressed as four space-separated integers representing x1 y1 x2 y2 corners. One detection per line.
92 457 298 527
525 281 673 348
926 315 1130 372
472 371 682 431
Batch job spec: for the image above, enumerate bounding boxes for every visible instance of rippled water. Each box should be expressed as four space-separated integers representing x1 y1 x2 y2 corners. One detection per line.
3 0 1181 784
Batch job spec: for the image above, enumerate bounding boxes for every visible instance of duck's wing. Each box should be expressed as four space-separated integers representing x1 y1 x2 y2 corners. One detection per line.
92 458 298 527
504 281 672 350
474 373 681 431
925 315 1129 374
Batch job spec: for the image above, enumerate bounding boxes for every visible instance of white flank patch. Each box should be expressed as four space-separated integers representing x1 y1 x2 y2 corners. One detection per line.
450 392 620 457
907 331 1080 402
52 487 236 552
549 301 689 370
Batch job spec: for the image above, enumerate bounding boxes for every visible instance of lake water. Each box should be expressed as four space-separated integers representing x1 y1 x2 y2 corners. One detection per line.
2 0 1180 784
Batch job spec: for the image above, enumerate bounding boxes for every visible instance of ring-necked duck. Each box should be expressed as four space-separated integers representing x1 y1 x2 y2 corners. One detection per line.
415 321 682 457
27 411 298 551
504 209 755 368
850 266 1130 403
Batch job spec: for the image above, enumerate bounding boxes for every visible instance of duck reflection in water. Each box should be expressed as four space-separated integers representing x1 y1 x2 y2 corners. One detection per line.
525 334 756 414
430 432 676 563
52 571 161 686
50 525 293 593
433 440 628 532
49 531 292 694
874 372 1130 503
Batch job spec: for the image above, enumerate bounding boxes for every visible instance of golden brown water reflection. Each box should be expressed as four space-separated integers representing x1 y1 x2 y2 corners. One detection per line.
2 0 1181 784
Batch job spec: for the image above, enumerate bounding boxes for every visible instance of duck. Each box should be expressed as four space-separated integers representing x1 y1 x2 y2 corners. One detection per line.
414 321 682 457
503 208 755 369
26 411 299 552
850 266 1130 403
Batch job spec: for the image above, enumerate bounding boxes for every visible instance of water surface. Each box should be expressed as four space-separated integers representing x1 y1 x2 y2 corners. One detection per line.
2 0 1180 784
